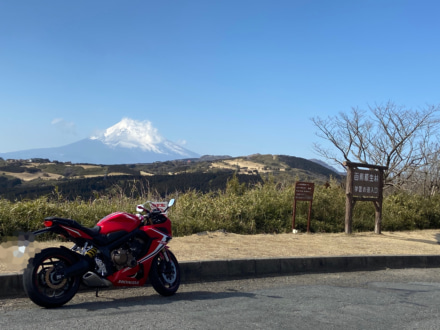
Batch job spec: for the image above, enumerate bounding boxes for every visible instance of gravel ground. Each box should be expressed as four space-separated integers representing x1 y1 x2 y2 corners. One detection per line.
1 229 440 274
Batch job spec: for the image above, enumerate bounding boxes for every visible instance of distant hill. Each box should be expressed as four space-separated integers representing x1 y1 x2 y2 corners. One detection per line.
0 154 341 201
309 158 343 174
211 154 341 181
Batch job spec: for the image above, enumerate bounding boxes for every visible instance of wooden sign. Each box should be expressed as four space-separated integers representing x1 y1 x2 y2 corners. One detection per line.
294 182 315 201
343 161 387 234
352 168 381 197
292 182 315 233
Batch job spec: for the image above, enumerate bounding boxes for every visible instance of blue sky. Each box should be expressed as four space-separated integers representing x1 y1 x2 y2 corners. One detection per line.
1 0 439 161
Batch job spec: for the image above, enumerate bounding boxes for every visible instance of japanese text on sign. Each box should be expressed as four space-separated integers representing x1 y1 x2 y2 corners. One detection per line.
352 169 380 197
295 182 314 201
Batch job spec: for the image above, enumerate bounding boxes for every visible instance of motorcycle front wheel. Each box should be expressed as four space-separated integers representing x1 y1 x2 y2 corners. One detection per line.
23 247 81 308
149 250 181 296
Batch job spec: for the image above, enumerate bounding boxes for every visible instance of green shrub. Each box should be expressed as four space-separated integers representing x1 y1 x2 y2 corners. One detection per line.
309 181 345 232
2 177 440 241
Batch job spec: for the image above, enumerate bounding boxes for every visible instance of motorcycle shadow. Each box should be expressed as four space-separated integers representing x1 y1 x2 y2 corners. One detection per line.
62 287 258 310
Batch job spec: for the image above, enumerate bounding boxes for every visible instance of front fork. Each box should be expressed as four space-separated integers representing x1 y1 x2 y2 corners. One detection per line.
161 247 171 262
159 248 176 278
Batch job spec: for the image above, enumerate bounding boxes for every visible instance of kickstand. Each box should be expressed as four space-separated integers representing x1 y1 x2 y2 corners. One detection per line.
95 288 99 297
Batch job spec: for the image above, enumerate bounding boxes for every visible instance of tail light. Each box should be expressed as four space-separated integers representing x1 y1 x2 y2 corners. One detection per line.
44 220 53 227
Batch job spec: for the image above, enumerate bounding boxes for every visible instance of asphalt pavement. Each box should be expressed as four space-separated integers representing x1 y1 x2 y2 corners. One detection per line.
2 254 440 297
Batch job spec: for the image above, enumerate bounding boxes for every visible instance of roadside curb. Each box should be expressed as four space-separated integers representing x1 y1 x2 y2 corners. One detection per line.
2 254 440 297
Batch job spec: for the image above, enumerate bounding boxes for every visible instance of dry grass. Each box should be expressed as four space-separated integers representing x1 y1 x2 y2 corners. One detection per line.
1 171 62 181
74 172 133 179
2 230 440 274
169 230 440 261
210 158 274 174
78 165 102 170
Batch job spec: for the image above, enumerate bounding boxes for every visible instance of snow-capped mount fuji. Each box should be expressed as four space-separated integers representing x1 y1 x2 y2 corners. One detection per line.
0 118 200 164
91 118 196 157
92 118 165 152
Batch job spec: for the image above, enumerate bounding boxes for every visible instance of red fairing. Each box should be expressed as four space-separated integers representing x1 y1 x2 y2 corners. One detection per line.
59 225 93 239
142 219 172 237
96 212 141 234
107 263 149 287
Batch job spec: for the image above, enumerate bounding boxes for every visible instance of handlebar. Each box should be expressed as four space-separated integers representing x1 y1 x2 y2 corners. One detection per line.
136 199 175 225
136 199 175 215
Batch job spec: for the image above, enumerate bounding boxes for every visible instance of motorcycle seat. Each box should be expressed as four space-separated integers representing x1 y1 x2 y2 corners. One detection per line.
45 216 101 237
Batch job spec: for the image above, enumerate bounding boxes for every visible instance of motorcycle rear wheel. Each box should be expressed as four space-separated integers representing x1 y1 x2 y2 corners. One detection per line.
23 247 81 308
149 250 180 296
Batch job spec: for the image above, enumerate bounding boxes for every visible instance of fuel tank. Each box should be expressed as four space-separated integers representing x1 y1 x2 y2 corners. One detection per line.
96 212 141 234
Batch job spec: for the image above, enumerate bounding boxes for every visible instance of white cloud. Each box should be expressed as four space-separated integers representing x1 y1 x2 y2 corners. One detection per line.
51 118 77 135
51 118 63 125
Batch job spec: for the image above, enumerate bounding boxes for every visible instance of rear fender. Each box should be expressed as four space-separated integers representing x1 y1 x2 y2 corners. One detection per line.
36 246 87 264
56 246 94 278
58 246 83 260
33 227 55 236
33 226 77 240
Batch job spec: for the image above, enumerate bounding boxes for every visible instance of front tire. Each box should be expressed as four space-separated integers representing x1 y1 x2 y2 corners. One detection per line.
23 248 81 308
149 250 180 296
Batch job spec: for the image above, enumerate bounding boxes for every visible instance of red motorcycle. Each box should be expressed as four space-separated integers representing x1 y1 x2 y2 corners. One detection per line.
23 199 180 308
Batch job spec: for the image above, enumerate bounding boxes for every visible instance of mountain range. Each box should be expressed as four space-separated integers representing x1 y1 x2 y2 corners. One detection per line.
0 118 200 164
0 119 342 201
0 118 341 176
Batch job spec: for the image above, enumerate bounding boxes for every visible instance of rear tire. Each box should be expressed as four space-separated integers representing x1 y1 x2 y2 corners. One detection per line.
23 248 81 308
149 250 180 296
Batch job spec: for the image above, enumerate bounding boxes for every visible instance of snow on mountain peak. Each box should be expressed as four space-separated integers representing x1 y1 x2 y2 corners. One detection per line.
89 118 199 159
91 118 165 152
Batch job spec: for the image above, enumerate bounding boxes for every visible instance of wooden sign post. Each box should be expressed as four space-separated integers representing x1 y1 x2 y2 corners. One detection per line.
344 161 388 234
292 182 315 233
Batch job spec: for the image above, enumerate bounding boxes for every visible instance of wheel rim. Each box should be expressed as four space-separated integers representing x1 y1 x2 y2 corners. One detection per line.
44 266 68 289
157 254 178 287
35 256 75 298
160 261 177 285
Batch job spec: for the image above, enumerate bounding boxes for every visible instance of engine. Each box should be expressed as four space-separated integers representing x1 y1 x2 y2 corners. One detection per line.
111 237 146 270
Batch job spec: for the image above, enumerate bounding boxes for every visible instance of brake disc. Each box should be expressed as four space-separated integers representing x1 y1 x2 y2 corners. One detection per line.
44 266 68 289
162 262 177 284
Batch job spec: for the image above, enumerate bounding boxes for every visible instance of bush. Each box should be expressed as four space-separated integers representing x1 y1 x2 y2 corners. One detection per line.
3 177 440 241
382 192 440 231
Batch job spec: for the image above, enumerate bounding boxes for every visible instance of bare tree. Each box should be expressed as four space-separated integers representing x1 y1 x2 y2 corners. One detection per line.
410 140 440 196
312 101 440 191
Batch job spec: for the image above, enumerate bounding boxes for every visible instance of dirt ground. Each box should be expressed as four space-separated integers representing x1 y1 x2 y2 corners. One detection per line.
2 230 440 274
